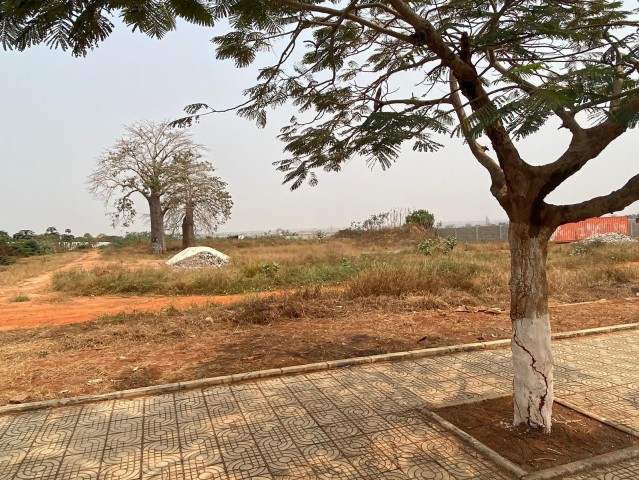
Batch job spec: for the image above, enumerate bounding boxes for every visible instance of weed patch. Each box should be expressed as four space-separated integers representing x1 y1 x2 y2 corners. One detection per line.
8 294 30 302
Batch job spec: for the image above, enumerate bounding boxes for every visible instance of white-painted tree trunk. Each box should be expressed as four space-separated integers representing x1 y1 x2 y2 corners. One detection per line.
509 223 554 433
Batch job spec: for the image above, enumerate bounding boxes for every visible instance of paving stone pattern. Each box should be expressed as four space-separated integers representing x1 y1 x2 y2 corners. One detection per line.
1 330 639 479
565 456 639 480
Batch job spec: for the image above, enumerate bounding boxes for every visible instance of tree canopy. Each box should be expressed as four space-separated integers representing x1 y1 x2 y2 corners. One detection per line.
170 0 639 229
5 2 638 223
1 0 216 56
406 210 435 229
164 151 233 246
87 120 231 253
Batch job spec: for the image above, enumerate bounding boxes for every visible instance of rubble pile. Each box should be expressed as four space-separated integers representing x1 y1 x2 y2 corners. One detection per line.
166 246 230 269
576 233 637 245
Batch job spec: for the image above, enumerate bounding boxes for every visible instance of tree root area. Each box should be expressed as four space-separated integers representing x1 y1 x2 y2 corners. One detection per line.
435 396 637 472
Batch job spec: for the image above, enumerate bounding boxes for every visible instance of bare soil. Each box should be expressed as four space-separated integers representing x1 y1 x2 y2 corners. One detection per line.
1 250 638 405
1 294 638 405
436 396 637 472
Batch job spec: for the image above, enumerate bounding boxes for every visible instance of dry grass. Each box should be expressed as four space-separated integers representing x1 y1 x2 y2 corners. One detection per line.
0 288 494 402
0 251 85 287
346 259 490 298
48 238 639 306
547 243 639 302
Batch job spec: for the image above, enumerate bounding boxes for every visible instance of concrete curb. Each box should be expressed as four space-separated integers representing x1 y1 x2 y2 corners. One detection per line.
551 322 638 340
1 322 637 416
419 408 528 478
554 398 639 437
424 399 639 480
521 445 639 480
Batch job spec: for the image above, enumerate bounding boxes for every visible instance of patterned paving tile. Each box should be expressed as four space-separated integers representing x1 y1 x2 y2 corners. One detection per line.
4 329 639 478
12 457 62 480
564 455 639 479
56 454 101 480
99 446 141 480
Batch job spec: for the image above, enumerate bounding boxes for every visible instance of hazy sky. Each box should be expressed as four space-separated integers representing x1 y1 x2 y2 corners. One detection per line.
1 18 638 236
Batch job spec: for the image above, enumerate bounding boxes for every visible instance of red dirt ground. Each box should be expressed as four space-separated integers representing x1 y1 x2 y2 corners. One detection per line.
0 251 284 329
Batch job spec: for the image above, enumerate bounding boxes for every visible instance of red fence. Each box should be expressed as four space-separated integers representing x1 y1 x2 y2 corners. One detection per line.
550 216 630 243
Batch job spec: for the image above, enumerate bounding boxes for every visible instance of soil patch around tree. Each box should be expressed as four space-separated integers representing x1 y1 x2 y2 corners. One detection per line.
435 396 637 472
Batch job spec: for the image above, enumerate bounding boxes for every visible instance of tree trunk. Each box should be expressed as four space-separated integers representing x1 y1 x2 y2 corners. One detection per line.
509 222 554 433
148 194 166 254
182 201 196 249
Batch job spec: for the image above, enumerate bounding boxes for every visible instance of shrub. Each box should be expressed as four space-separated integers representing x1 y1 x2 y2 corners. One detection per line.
416 236 457 255
0 255 17 265
405 209 435 229
110 232 152 248
261 262 280 277
10 238 55 257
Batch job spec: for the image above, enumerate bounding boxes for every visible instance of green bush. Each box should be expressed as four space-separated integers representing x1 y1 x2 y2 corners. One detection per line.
405 209 435 229
110 232 152 248
0 255 17 265
10 238 55 257
416 236 457 255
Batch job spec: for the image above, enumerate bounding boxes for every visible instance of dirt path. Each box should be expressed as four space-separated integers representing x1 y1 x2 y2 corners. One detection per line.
1 250 108 298
0 292 287 329
0 251 286 329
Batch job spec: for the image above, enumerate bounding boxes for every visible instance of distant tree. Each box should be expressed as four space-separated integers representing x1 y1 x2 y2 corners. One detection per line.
13 230 35 240
44 227 60 241
405 210 435 229
87 121 205 254
60 229 74 243
164 153 233 248
362 212 390 230
0 229 17 264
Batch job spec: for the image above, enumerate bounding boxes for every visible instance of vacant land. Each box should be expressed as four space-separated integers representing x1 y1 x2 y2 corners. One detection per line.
1 230 638 405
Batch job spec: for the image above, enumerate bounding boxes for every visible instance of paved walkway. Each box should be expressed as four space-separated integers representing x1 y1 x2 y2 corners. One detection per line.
1 329 639 479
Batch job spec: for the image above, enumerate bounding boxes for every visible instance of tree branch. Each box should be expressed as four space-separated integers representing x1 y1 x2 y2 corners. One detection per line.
274 0 414 43
487 49 582 135
450 73 509 211
547 172 639 225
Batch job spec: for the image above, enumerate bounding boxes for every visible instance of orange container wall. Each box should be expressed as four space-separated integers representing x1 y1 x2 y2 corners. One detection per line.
550 216 629 243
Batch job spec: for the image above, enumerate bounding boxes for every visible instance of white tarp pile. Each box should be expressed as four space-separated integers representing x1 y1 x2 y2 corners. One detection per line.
166 246 230 269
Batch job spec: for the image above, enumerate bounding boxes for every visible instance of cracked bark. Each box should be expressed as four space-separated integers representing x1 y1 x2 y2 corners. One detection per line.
509 222 554 432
